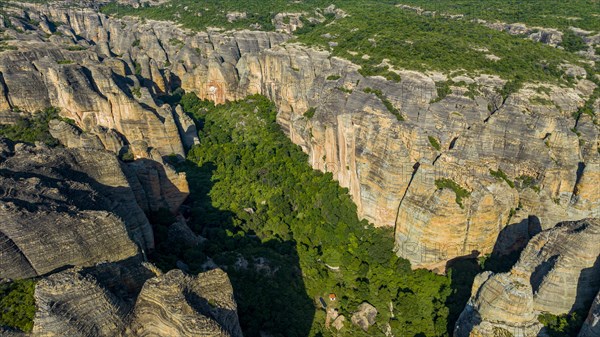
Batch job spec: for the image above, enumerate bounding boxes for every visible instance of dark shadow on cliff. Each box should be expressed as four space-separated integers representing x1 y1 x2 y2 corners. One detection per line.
444 254 481 333
491 216 542 264
147 160 315 337
573 254 600 313
444 215 543 333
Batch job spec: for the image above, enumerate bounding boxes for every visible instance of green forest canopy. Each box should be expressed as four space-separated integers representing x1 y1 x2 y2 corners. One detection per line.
147 94 466 337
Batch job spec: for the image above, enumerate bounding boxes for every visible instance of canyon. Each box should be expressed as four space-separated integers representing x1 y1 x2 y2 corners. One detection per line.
0 0 598 336
1 1 597 270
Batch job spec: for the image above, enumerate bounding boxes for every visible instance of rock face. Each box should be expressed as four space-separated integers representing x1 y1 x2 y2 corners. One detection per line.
0 3 192 213
0 138 153 280
2 1 598 271
515 218 600 315
32 259 242 337
32 260 154 337
455 218 600 337
127 269 243 337
580 291 600 337
0 138 232 336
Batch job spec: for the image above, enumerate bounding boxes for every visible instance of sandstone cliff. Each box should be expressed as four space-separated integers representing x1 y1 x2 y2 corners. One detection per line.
0 138 153 280
2 1 598 270
455 218 600 337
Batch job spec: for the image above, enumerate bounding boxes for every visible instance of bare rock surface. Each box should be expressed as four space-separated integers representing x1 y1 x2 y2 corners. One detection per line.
455 218 600 337
31 258 243 337
580 290 600 337
126 269 243 337
0 138 153 280
351 302 377 332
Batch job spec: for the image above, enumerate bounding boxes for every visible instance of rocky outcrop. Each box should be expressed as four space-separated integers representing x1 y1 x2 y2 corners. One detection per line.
31 258 242 337
0 138 153 280
454 271 545 337
126 269 243 337
351 302 378 332
32 260 154 337
0 3 193 213
3 1 598 270
516 218 600 314
455 218 600 337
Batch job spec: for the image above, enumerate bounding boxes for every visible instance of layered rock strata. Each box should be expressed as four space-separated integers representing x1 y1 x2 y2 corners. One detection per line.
455 218 600 337
32 260 242 337
1 1 598 269
0 138 153 279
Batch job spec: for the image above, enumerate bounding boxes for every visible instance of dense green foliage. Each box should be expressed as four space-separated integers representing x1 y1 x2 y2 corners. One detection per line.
0 280 36 332
538 311 586 337
303 107 316 119
561 30 587 53
397 0 600 32
149 93 466 336
434 178 471 208
431 82 452 103
0 107 73 146
100 0 587 83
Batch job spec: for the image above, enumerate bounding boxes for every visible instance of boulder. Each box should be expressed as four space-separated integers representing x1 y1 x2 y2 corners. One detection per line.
351 302 377 332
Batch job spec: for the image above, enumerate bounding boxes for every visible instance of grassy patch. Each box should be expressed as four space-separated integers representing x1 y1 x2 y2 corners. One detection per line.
336 86 352 94
431 81 452 103
131 86 142 98
428 135 441 151
303 107 316 119
363 87 404 121
435 178 471 208
489 168 515 188
516 175 540 193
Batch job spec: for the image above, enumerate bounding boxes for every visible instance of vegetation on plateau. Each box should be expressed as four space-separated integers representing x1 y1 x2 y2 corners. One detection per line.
397 0 600 33
100 0 589 84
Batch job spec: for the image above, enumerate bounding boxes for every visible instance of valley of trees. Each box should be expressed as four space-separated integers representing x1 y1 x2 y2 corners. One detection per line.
149 93 471 337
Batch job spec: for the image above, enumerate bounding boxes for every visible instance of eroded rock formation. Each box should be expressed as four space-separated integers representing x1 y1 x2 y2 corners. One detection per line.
1 0 598 271
32 260 242 337
126 269 243 337
455 218 600 337
0 138 152 280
